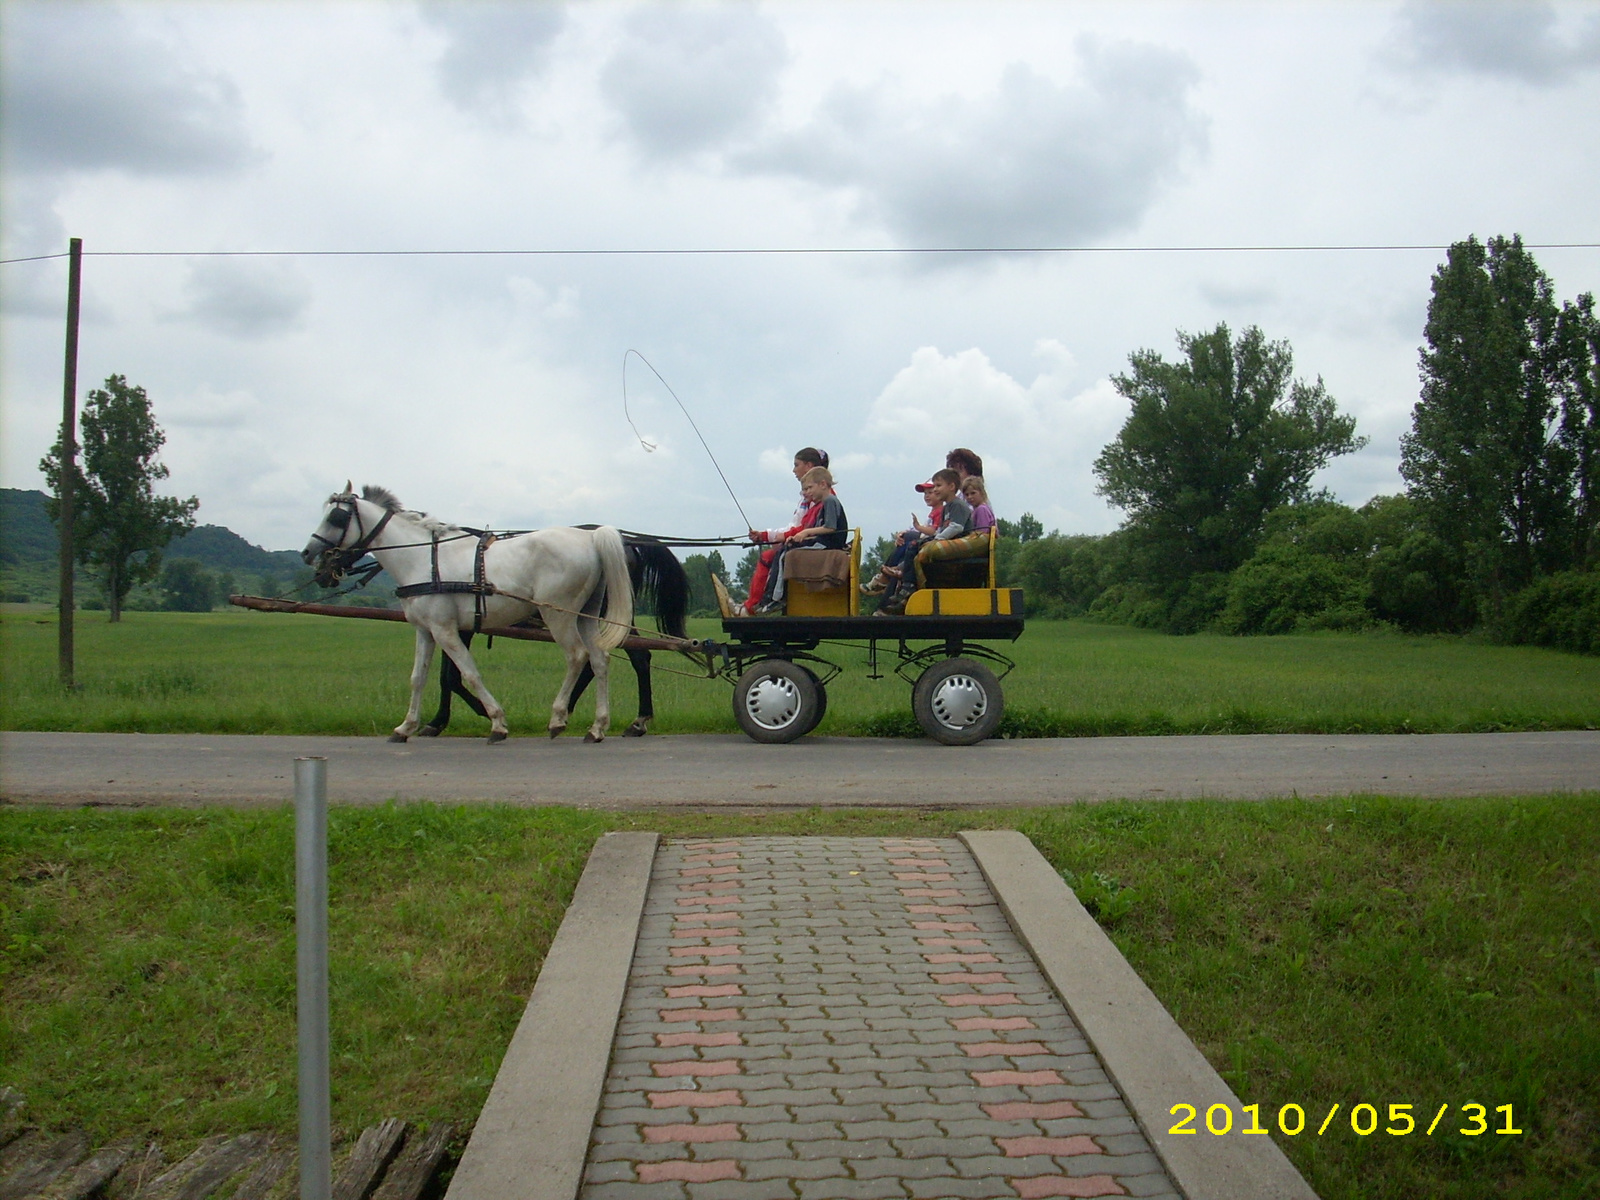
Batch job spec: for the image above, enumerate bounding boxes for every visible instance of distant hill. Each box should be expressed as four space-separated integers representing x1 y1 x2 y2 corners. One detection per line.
1 489 301 574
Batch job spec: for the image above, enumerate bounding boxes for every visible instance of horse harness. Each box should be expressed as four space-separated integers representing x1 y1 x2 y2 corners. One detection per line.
394 529 499 633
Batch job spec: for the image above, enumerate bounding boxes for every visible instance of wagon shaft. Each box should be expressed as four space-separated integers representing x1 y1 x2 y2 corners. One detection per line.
226 595 702 654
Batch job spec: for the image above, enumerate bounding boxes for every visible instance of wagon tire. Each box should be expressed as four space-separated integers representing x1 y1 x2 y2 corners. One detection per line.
912 657 1004 746
796 667 828 737
733 659 821 744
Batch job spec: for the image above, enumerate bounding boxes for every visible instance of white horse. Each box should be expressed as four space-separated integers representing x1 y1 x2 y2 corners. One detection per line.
300 484 633 743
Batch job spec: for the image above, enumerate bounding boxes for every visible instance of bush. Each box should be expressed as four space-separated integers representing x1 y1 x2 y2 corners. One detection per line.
1500 570 1600 655
1218 502 1373 634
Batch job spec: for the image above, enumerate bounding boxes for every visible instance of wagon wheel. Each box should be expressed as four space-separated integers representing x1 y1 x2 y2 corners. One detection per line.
796 666 828 737
733 659 823 744
912 657 1004 746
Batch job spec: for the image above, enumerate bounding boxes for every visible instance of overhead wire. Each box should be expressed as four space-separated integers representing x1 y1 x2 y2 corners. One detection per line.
4 242 1598 266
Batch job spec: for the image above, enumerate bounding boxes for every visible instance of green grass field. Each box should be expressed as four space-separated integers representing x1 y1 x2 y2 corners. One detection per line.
3 799 1596 1200
4 608 1599 736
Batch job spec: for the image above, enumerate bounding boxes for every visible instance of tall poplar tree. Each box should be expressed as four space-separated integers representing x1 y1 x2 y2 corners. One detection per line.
1401 236 1578 616
40 375 198 621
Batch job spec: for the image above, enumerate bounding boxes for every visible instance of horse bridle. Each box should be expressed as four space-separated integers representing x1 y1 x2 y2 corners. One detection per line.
309 494 395 555
308 494 396 587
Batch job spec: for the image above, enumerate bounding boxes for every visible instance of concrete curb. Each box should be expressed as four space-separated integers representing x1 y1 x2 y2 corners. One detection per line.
961 830 1318 1200
443 831 658 1200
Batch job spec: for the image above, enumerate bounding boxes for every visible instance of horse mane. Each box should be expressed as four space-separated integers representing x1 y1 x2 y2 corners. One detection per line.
361 485 404 512
361 484 459 534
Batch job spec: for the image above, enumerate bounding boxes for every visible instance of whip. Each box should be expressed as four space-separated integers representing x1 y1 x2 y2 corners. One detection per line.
623 349 753 531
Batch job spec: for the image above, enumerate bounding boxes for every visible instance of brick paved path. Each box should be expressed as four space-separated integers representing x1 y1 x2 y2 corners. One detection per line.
579 838 1181 1200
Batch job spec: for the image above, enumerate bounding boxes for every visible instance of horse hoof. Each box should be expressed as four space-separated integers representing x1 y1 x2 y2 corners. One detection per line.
548 727 564 739
387 733 409 743
487 731 508 745
417 726 441 738
584 731 603 743
624 722 649 737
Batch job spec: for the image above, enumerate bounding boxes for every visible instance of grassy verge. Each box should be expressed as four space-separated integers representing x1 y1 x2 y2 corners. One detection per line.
2 797 1596 1199
4 610 1599 735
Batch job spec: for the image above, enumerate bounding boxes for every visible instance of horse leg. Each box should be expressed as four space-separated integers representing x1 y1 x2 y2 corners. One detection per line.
421 630 486 736
393 627 437 741
433 626 509 743
624 648 652 736
543 610 586 738
581 627 612 743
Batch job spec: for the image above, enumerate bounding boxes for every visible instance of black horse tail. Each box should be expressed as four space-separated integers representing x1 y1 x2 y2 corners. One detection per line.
628 539 691 640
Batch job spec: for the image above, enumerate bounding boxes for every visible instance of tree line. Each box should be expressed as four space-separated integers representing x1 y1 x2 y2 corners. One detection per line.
1003 235 1598 653
33 236 1597 653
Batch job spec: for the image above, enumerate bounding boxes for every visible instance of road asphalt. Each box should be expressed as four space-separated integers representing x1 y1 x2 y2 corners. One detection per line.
3 729 1596 808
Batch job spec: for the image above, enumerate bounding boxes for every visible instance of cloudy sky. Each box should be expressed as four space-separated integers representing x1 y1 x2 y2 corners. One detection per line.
2 0 1597 553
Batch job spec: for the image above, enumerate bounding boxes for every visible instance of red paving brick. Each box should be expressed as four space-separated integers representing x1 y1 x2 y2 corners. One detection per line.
642 1123 741 1144
635 1160 741 1183
999 1135 1104 1157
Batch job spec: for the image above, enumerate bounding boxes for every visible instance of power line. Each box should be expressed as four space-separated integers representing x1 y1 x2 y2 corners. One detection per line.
4 241 1598 266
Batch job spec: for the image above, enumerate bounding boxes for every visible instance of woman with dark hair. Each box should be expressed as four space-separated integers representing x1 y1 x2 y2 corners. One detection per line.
946 448 983 478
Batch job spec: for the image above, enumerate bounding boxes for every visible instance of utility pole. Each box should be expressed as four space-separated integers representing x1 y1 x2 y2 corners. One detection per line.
58 237 82 689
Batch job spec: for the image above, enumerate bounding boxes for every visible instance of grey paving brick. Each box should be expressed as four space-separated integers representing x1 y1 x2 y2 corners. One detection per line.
796 1179 908 1200
739 1157 848 1181
685 1180 794 1200
849 1157 955 1180
791 1139 895 1162
891 1135 997 1159
581 1182 687 1200
903 1178 1016 1199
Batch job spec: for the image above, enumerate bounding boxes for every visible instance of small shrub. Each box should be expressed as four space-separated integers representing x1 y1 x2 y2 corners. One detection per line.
1500 570 1600 655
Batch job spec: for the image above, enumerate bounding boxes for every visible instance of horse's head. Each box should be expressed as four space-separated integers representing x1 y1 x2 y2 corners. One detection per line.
302 482 362 585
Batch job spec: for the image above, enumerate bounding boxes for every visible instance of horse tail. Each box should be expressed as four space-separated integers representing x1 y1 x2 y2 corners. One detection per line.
594 526 634 652
628 539 691 640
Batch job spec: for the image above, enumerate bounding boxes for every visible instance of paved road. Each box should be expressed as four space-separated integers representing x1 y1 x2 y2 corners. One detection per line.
2 729 1596 808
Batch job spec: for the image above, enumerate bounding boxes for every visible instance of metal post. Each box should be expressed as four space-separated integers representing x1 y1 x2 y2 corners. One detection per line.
58 237 82 688
294 757 331 1200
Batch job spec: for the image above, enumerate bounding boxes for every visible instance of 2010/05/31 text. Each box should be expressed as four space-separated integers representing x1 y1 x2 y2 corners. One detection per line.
1167 1102 1523 1137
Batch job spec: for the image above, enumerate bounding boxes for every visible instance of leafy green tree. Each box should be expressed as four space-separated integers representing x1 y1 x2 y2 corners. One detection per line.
160 558 219 612
1400 235 1582 620
995 513 1044 543
682 550 730 616
40 375 198 621
1553 291 1600 568
1217 502 1373 635
733 546 760 595
1093 323 1365 631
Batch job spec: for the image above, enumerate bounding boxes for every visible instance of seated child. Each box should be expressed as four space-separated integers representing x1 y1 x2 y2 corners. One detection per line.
861 482 943 595
879 468 974 612
752 467 846 613
741 452 828 614
963 475 995 534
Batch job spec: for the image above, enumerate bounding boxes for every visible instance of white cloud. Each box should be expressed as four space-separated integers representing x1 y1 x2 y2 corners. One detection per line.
1393 1 1600 85
0 2 255 176
860 340 1129 530
419 0 567 118
169 260 311 340
737 38 1205 246
600 4 789 159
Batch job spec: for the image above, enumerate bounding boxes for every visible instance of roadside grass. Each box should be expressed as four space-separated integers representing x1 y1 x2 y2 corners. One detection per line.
4 610 1599 736
3 797 1596 1199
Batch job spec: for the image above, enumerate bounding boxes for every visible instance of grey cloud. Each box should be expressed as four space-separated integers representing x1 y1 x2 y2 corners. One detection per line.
600 4 788 158
172 261 311 340
735 38 1205 247
420 1 566 114
1396 1 1600 84
0 2 254 175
